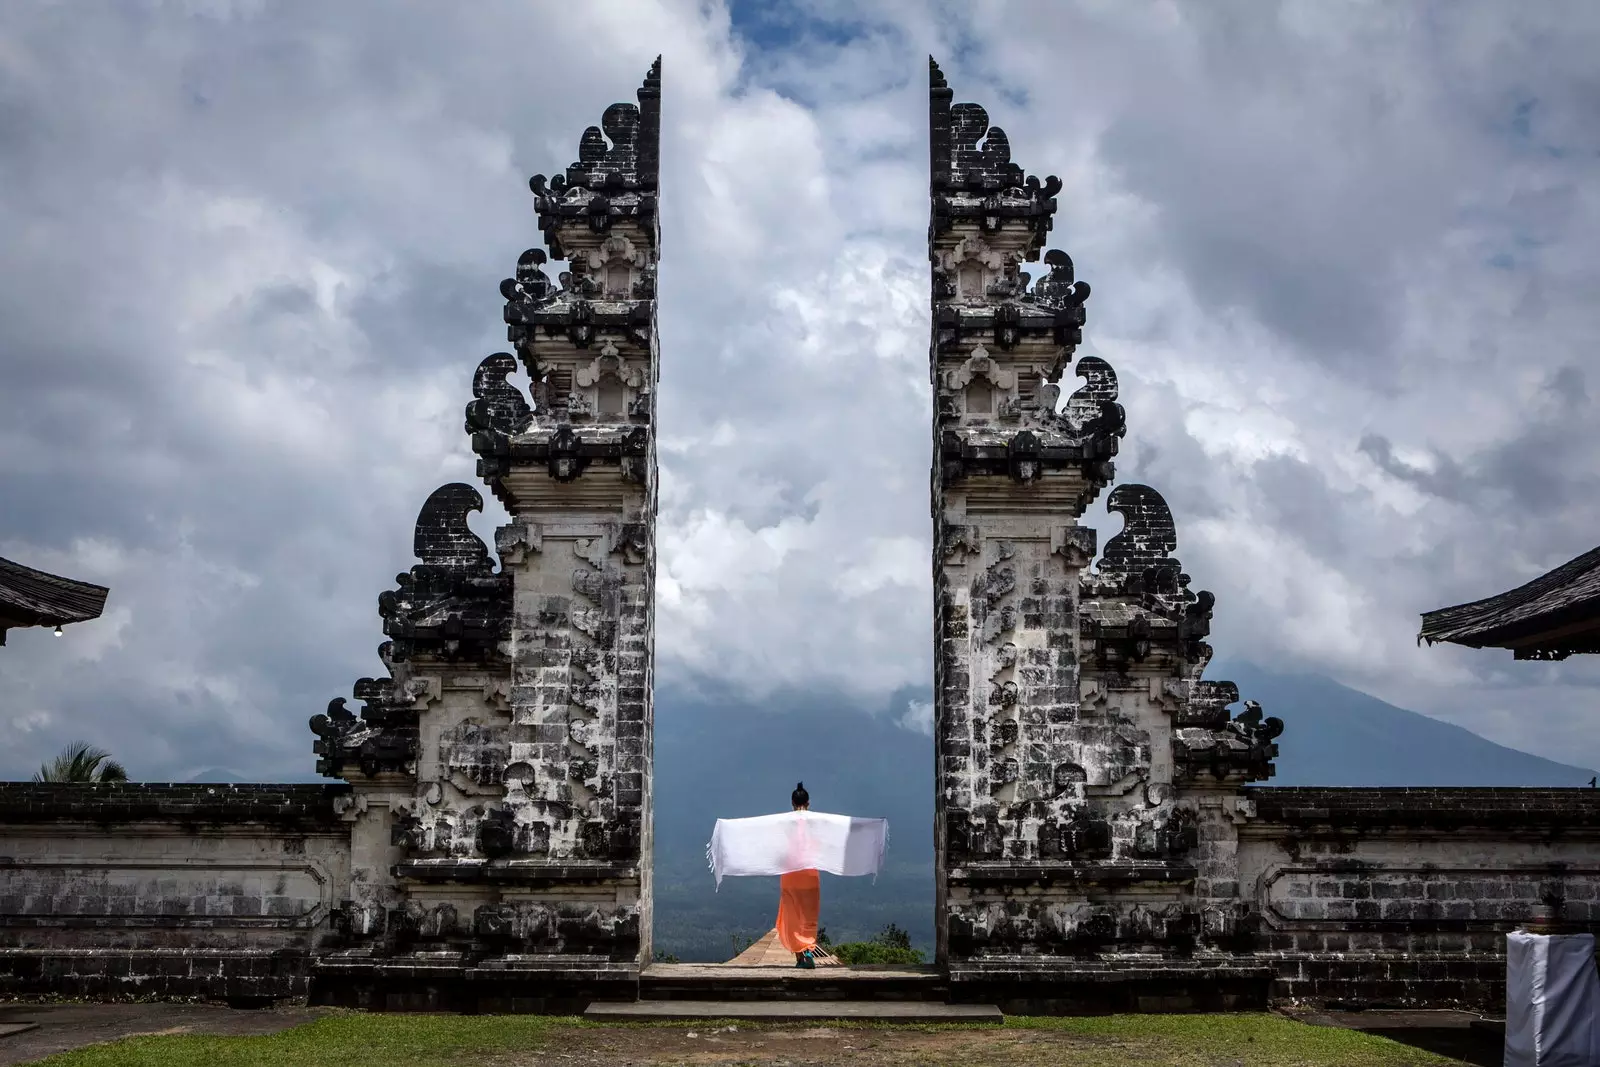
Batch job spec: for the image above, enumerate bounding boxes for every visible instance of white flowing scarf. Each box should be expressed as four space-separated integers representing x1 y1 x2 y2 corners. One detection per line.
705 810 889 889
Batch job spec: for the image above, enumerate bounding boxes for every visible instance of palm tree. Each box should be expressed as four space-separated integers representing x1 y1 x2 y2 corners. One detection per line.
32 741 128 783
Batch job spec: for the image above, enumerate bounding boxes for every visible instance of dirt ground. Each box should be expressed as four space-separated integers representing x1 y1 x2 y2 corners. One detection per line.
495 1025 1080 1067
485 1020 1489 1067
0 1001 327 1065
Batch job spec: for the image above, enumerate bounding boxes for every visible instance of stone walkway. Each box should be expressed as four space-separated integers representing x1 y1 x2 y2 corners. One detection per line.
0 1001 326 1065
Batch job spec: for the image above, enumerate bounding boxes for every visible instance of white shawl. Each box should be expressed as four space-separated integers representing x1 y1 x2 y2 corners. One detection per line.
706 810 888 889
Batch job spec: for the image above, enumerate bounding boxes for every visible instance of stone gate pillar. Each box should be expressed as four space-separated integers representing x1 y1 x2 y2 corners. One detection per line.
928 59 1281 1010
310 59 661 1011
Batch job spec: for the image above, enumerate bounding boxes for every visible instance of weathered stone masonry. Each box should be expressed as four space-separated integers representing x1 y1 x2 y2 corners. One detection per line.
1239 787 1600 1007
0 783 350 1004
4 58 1600 1014
929 58 1281 1009
303 58 663 1009
926 56 1600 1014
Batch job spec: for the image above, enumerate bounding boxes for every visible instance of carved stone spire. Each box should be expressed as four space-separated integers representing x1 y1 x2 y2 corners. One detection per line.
928 60 1278 984
929 59 1127 971
310 61 661 994
475 59 661 506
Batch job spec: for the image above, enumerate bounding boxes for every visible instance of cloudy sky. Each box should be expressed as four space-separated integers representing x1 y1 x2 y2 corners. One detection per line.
1 0 1597 782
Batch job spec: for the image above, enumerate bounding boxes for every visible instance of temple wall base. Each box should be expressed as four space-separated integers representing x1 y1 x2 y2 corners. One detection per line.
308 956 639 1013
947 959 1273 1015
5 786 1600 1014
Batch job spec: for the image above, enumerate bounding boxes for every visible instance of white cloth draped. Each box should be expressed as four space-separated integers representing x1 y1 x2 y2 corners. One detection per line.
1505 931 1600 1066
706 811 888 889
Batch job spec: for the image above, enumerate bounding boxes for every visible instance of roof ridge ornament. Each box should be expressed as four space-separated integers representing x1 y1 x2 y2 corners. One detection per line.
929 56 1061 259
529 57 662 200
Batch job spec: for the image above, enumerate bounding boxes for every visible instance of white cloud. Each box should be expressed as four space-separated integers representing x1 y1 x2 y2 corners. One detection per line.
899 700 934 737
1 0 1598 779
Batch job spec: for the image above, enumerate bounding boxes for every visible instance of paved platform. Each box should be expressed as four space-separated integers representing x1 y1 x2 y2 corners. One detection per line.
586 999 1004 1022
641 962 947 1003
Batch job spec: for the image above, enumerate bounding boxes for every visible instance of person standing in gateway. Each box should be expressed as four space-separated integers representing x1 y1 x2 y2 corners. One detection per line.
778 782 822 968
705 783 888 966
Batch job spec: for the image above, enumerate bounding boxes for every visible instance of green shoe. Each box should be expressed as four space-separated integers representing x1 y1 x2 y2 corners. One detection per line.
796 950 816 969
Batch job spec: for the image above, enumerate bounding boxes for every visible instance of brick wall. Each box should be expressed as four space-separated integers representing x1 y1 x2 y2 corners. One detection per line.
0 782 350 1004
1242 787 1600 1009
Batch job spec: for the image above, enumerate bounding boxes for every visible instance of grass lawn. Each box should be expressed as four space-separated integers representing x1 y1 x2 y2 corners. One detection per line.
28 1010 1471 1067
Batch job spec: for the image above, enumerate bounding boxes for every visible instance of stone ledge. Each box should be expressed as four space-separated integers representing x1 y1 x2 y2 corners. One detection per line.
943 958 1273 1015
948 958 1273 983
392 859 638 885
1246 787 1600 831
313 952 639 983
308 954 640 1013
0 947 313 1004
948 863 1197 886
0 783 348 827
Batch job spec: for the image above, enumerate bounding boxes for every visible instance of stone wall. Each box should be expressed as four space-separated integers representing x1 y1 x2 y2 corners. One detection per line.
1241 787 1600 1009
0 783 350 1004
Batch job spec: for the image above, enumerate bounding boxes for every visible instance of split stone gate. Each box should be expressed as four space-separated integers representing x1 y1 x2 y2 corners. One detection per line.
4 59 1599 1014
300 55 1280 997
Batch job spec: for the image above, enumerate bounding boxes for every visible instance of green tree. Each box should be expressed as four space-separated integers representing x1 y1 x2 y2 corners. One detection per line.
876 923 911 950
32 741 127 783
829 923 925 966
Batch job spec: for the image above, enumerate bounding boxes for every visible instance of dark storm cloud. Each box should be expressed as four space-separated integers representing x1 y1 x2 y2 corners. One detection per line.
3 0 1599 780
1361 364 1597 516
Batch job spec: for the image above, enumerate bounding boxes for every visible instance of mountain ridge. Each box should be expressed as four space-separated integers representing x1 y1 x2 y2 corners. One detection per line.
650 663 1594 959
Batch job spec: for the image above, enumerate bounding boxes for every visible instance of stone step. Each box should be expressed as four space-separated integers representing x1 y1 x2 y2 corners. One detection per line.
641 963 948 1002
585 999 1003 1022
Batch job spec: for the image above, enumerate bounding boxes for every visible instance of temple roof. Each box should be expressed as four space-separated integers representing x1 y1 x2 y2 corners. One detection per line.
0 555 110 644
1419 545 1600 660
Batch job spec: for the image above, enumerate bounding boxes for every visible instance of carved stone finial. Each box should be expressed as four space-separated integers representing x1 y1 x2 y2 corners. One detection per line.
1098 484 1180 593
368 483 512 665
1061 356 1124 441
528 58 662 200
413 484 494 573
500 249 554 335
929 58 1061 261
465 353 533 437
1031 249 1091 309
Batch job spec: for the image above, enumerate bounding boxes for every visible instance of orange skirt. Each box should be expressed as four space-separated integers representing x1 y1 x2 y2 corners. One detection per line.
776 868 820 953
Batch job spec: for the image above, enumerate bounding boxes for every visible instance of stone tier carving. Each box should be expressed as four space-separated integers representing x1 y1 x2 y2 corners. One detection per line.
377 483 512 663
1080 484 1214 670
310 483 511 782
929 57 1061 259
309 676 419 780
1078 482 1279 782
930 60 1282 971
527 58 661 261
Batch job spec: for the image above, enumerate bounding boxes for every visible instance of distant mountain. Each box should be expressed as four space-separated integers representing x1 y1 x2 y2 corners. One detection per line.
1211 660 1597 788
652 682 934 961
650 665 1596 960
183 767 248 783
